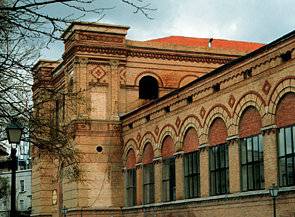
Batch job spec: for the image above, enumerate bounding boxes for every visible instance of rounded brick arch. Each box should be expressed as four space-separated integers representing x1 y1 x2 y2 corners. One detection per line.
269 77 295 125
161 135 175 158
275 92 295 128
142 142 154 164
178 75 198 88
239 106 262 138
123 138 139 164
126 148 136 169
179 115 201 151
134 71 164 88
183 127 199 153
158 124 177 145
208 117 228 146
203 105 231 138
139 131 157 157
233 92 266 135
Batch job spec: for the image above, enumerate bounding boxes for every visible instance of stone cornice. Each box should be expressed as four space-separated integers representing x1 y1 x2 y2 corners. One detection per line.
63 44 236 64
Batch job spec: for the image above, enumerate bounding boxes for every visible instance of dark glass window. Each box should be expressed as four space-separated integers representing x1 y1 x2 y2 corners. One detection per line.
139 76 159 100
162 158 175 202
278 125 295 187
143 163 154 204
240 135 264 191
209 144 229 195
126 169 136 206
184 151 200 198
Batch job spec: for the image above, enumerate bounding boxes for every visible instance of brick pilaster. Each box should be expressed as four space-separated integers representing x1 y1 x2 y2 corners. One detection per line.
227 136 240 193
135 163 143 205
153 157 162 203
174 151 184 200
262 125 278 188
199 144 209 197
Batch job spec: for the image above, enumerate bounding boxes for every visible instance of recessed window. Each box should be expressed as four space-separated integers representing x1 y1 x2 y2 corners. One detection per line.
143 164 154 204
184 151 200 198
212 83 220 92
164 106 170 113
187 96 193 104
209 144 229 195
240 135 264 191
281 51 292 62
126 169 136 206
162 158 175 202
278 125 295 187
139 76 159 100
243 69 252 79
20 180 25 192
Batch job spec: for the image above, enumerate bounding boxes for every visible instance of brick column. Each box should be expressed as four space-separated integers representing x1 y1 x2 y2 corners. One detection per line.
262 126 278 188
227 136 240 193
199 144 209 197
135 163 143 205
174 151 184 200
153 157 162 203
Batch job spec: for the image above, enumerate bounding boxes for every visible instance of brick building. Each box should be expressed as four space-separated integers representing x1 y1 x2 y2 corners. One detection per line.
32 22 295 217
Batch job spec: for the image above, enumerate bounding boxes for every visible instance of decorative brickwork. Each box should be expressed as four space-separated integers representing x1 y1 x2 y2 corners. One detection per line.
161 136 175 158
126 149 136 169
183 127 199 153
239 106 262 138
276 92 295 127
142 143 154 164
208 118 228 146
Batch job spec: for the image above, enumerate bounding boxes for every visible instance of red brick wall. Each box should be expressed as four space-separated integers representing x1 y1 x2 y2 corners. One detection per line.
143 143 154 164
161 135 175 158
126 149 136 169
276 92 295 128
239 106 262 138
183 127 199 153
209 118 228 146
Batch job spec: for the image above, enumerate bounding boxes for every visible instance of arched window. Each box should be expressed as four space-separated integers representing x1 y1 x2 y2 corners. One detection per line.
276 93 295 187
142 143 154 204
125 149 136 206
139 76 159 100
161 135 175 202
208 118 229 195
239 106 264 191
183 127 200 199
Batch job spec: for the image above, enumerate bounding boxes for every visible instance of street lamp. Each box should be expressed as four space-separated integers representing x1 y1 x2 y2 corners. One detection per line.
269 183 279 217
6 119 23 217
61 206 68 217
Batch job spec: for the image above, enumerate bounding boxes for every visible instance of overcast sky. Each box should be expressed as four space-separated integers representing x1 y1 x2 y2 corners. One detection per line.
42 0 295 59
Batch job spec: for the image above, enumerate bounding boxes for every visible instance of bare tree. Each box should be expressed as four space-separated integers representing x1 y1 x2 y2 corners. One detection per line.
0 0 155 180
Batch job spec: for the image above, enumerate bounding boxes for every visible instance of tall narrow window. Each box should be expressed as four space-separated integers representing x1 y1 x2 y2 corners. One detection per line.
208 118 229 195
240 135 264 190
20 180 25 192
142 143 154 204
183 127 200 198
125 149 136 206
162 158 175 202
276 93 295 187
161 135 175 202
139 76 159 100
239 106 264 191
209 144 229 195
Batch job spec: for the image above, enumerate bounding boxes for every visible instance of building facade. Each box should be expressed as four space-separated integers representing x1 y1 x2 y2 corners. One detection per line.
32 22 295 217
0 169 32 217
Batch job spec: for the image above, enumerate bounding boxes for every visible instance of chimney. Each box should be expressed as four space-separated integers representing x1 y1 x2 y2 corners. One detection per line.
208 38 213 48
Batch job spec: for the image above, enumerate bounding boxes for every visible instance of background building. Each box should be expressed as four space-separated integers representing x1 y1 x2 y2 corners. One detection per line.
32 22 295 217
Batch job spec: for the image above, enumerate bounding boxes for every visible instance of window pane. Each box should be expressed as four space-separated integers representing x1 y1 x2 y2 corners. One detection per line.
241 139 247 164
279 157 287 186
241 165 248 191
287 157 294 185
248 164 253 190
247 138 253 162
253 136 259 161
279 128 285 157
286 127 292 155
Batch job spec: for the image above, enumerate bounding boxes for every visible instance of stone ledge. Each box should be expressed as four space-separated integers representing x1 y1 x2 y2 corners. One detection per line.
122 186 295 211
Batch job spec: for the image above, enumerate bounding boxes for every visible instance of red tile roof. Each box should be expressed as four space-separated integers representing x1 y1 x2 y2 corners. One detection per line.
147 36 264 53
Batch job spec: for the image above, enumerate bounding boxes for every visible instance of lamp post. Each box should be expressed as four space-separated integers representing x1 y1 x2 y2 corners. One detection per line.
269 183 279 217
61 206 68 217
6 119 23 217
